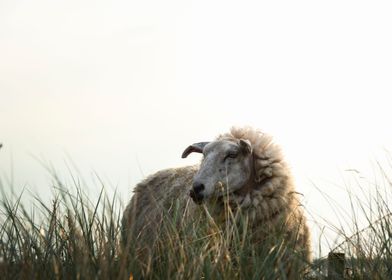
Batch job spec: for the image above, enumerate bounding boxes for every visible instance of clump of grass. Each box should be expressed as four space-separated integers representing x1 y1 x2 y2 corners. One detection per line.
330 166 392 278
308 162 392 279
0 176 125 279
0 161 392 279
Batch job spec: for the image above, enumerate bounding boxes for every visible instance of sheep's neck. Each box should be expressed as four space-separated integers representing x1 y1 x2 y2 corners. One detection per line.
233 157 256 197
233 180 254 197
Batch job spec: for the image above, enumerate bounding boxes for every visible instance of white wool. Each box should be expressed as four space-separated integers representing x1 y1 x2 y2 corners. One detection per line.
122 126 312 277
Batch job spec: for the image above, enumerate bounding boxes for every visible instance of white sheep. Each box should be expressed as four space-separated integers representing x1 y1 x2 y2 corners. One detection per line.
121 126 311 277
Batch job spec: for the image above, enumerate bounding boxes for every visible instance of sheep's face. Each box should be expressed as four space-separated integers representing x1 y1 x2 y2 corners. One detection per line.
186 139 253 204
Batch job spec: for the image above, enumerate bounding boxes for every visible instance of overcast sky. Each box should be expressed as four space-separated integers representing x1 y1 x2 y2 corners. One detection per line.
1 0 392 256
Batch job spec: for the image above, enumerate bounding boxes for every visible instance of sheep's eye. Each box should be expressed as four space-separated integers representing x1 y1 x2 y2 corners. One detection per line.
225 152 238 160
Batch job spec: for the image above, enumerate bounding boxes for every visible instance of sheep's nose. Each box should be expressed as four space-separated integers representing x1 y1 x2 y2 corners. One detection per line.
193 182 205 194
190 182 204 204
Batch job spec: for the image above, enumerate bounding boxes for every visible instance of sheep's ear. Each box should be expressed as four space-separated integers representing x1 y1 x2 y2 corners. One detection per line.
181 142 209 158
239 139 252 154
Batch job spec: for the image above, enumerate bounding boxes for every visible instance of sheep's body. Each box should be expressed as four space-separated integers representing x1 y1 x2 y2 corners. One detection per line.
121 166 198 246
121 127 311 277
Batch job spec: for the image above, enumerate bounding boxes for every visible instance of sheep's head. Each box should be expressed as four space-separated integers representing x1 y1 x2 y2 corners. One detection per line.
182 139 253 204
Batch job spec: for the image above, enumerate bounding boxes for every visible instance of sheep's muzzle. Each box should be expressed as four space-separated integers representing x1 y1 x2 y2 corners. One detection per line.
189 189 203 204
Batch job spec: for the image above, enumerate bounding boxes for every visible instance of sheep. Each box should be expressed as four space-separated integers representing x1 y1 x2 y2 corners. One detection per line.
121 126 311 277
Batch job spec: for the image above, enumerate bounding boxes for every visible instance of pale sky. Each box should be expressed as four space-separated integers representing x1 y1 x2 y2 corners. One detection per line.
1 0 392 256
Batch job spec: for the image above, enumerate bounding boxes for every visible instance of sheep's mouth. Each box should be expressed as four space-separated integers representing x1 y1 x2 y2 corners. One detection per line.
189 190 204 204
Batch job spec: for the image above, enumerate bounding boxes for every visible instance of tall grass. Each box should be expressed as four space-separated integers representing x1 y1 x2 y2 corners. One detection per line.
327 164 392 279
122 197 309 279
307 162 392 279
0 175 125 279
0 162 391 279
